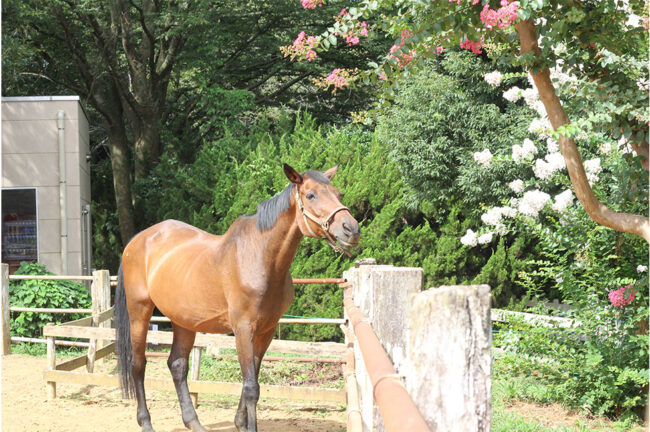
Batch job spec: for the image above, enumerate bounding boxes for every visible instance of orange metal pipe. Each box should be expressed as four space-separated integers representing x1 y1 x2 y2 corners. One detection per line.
343 295 430 432
292 278 347 284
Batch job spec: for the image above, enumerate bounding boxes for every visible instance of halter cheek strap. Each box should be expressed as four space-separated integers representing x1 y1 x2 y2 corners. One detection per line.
295 189 354 257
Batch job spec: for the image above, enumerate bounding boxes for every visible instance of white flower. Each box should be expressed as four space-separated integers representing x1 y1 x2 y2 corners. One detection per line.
481 207 517 227
503 86 522 102
500 206 517 218
552 189 574 212
481 207 503 226
546 138 559 153
523 138 539 157
531 100 547 117
478 232 494 244
460 229 478 247
512 139 538 163
598 142 612 155
637 265 648 273
545 152 566 171
552 43 567 55
549 66 576 87
522 88 539 108
584 158 602 185
529 117 552 136
509 179 525 193
533 159 554 180
473 148 493 168
484 71 503 87
518 190 551 217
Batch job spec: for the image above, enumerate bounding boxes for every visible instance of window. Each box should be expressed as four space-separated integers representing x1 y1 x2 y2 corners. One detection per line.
2 188 38 272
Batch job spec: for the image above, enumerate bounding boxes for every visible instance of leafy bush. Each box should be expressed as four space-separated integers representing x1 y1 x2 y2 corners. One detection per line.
9 262 91 338
494 203 649 418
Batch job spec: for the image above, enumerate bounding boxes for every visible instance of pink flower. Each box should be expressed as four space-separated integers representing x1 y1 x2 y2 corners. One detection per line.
360 22 369 37
281 31 320 62
608 284 636 308
339 8 347 16
459 36 483 54
436 45 445 54
346 35 360 45
480 0 518 30
302 0 323 9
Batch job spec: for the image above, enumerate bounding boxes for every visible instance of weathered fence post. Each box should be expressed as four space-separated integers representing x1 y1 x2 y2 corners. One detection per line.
343 264 492 432
1 263 11 355
46 335 57 398
190 346 202 408
88 270 111 372
409 285 492 431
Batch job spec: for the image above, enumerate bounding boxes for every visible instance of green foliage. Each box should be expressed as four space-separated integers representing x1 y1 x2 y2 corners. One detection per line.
9 262 91 338
495 203 649 419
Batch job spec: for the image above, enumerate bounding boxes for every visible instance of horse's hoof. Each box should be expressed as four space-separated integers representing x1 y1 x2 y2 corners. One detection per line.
141 423 155 432
186 419 208 432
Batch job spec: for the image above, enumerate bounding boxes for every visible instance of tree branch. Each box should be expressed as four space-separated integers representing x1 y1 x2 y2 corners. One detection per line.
515 19 650 242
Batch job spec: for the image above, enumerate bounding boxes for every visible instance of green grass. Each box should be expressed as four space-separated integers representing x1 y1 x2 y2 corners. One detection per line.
492 374 644 432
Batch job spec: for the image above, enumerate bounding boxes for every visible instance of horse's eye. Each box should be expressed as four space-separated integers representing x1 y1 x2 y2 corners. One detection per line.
306 192 316 201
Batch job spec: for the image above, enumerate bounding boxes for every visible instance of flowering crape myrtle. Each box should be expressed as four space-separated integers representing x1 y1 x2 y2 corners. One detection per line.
281 0 650 242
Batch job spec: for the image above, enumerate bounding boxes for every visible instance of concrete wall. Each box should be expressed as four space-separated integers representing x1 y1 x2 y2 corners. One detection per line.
2 96 91 274
343 263 492 432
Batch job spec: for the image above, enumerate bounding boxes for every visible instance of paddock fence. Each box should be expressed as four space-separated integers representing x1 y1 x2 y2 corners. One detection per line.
1 261 578 432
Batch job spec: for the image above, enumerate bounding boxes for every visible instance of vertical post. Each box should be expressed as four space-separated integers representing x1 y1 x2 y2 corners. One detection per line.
408 285 491 431
47 336 57 399
190 346 202 408
1 264 11 355
88 270 110 372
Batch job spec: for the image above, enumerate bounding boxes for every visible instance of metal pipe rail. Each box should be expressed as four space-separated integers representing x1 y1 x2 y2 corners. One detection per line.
343 288 430 432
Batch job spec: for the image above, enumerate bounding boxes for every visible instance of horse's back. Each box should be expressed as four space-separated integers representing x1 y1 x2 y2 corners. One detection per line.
122 219 233 333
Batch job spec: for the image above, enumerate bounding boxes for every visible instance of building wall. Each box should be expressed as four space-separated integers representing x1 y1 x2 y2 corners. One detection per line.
2 97 91 275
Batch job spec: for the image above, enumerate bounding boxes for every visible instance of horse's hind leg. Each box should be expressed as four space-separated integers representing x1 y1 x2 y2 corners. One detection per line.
168 324 206 432
129 301 155 432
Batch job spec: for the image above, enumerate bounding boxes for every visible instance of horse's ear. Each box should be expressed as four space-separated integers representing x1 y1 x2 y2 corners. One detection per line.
283 163 303 184
323 164 339 180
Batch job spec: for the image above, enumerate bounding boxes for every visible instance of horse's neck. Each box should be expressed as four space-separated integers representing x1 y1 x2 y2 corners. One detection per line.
261 208 303 276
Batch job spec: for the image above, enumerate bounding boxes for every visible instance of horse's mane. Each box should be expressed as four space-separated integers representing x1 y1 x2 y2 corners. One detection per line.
256 170 330 231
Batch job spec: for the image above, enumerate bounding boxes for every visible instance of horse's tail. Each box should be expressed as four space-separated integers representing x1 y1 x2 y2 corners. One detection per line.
115 262 134 399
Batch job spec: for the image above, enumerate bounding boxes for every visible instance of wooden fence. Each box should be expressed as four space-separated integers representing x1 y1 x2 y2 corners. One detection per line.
0 264 350 406
341 264 492 432
1 262 579 432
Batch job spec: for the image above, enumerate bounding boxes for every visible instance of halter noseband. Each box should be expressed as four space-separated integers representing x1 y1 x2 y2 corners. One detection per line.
295 188 354 257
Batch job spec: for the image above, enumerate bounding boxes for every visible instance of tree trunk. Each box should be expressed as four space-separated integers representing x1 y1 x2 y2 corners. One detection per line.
133 114 161 181
515 20 650 243
107 123 137 244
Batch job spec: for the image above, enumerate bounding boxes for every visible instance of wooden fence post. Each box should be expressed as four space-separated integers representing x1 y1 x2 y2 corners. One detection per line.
1 263 11 355
47 336 57 398
88 270 111 372
190 346 202 408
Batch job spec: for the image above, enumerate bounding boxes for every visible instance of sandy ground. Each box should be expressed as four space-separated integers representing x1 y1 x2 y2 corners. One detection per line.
1 354 346 432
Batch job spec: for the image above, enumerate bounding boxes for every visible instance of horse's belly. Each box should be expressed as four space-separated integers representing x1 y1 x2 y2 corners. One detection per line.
147 263 232 334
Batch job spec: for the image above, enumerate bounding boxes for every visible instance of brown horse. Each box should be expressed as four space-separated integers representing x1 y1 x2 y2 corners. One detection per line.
114 164 360 432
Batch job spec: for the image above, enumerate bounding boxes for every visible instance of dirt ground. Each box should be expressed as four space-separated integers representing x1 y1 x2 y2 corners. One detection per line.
1 354 346 432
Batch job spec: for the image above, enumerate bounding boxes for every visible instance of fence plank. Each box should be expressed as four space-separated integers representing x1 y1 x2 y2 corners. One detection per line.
42 371 346 403
42 325 346 357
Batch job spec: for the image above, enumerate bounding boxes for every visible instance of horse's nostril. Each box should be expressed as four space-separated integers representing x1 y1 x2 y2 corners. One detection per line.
342 221 352 234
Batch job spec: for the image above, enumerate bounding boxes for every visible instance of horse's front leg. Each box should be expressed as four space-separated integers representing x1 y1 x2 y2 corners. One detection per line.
233 325 275 432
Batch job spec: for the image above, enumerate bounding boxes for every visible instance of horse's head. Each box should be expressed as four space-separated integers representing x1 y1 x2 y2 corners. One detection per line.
284 163 360 254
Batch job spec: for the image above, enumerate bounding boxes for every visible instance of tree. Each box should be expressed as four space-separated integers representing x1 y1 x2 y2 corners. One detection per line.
3 0 193 243
3 0 390 245
284 0 649 241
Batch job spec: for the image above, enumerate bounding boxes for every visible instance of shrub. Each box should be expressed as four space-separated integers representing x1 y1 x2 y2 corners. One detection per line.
9 262 91 338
